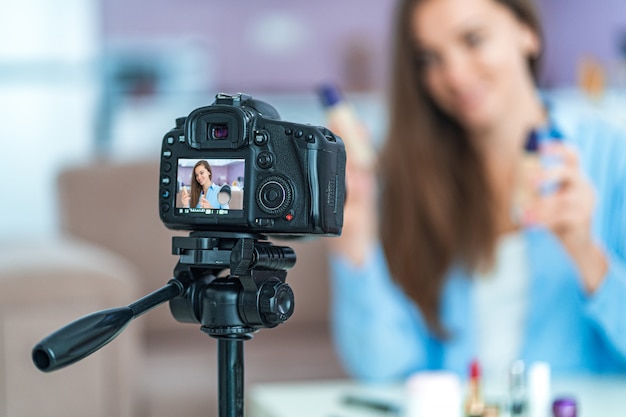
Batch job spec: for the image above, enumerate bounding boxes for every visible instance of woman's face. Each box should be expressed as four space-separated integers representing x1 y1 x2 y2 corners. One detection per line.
412 0 539 132
194 165 212 187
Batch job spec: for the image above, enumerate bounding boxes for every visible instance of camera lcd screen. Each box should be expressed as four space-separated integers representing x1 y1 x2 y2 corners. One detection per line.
175 158 245 217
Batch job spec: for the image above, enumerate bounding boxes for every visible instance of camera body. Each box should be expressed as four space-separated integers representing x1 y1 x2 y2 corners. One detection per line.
159 93 346 236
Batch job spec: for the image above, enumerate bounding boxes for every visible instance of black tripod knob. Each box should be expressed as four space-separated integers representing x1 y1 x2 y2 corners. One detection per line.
258 278 294 327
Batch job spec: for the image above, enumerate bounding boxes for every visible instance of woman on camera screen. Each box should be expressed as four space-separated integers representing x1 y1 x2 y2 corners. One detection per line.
181 160 229 209
330 0 626 382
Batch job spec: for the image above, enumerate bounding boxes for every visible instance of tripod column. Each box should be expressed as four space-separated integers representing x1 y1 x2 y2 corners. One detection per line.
218 337 245 417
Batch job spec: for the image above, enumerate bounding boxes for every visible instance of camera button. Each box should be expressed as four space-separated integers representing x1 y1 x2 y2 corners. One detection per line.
254 131 268 145
285 128 293 135
163 150 172 158
163 162 172 172
161 176 171 185
257 152 274 169
166 136 175 145
306 133 314 142
161 189 170 199
256 218 275 227
295 130 304 138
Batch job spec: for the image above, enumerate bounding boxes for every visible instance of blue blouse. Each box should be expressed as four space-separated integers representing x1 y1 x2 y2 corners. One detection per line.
330 98 626 382
196 183 229 209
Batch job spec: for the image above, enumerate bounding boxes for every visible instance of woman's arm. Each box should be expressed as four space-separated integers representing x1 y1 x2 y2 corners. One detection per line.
533 143 608 292
585 251 626 359
575 125 626 362
584 170 626 361
330 244 437 382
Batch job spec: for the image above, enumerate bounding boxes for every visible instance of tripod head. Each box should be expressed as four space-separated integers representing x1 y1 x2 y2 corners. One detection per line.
32 232 296 372
169 232 295 336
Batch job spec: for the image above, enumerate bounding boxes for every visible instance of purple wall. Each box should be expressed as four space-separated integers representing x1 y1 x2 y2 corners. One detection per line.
178 160 244 187
100 0 396 92
537 0 626 87
101 1 626 90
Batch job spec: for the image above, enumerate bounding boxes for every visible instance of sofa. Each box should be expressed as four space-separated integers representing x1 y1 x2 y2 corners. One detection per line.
0 158 347 417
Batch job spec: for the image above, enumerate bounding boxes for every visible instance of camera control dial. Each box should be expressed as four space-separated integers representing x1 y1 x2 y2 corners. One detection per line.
256 176 293 216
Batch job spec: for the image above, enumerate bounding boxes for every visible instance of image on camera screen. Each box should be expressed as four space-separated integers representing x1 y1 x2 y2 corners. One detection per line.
175 158 245 215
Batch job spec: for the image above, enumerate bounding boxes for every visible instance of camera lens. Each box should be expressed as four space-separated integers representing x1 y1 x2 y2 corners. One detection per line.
257 176 293 215
210 124 229 140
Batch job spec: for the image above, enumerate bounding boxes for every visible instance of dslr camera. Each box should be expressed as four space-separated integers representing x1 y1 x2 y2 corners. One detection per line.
159 93 346 236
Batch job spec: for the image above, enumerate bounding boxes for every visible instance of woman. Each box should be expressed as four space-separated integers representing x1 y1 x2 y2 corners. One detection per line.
181 160 229 209
330 0 626 382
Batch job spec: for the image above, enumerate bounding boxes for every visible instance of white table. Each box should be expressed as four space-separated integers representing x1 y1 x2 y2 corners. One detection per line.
248 376 626 417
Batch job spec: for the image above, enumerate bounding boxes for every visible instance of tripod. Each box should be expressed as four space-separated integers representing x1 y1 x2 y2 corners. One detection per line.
32 231 296 417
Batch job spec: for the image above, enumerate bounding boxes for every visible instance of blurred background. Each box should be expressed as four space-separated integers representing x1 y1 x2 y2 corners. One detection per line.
2 0 626 239
2 1 626 417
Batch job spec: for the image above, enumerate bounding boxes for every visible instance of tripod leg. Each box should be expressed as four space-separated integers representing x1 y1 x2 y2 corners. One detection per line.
218 338 245 417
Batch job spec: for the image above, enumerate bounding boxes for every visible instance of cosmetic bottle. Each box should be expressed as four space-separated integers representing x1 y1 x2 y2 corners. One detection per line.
464 359 486 417
528 362 551 417
509 360 528 417
535 126 563 195
512 130 542 225
405 371 462 417
512 125 566 225
552 397 577 417
317 84 376 169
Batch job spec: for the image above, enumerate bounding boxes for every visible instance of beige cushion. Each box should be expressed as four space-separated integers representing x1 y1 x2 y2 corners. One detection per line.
0 238 142 417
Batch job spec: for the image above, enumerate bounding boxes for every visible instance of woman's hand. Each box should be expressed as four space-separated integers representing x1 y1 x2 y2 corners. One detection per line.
181 187 190 207
200 194 213 209
328 122 378 266
529 142 608 293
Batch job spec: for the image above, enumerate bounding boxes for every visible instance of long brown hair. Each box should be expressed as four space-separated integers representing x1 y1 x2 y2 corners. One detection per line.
379 0 543 336
190 160 213 207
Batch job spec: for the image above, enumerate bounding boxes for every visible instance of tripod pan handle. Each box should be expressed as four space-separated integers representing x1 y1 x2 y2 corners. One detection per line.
32 307 133 372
